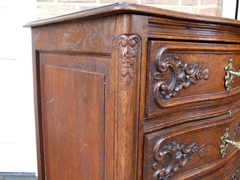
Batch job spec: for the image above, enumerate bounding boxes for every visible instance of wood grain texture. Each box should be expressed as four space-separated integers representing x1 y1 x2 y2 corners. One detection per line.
32 16 115 54
40 53 106 180
43 66 105 180
148 16 240 43
34 51 116 179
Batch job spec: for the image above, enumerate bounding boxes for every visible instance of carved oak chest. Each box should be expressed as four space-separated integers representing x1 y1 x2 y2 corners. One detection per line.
25 2 240 179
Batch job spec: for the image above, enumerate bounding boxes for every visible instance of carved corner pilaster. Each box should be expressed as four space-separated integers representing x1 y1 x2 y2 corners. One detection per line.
118 34 140 91
116 34 141 180
154 54 209 106
152 140 204 180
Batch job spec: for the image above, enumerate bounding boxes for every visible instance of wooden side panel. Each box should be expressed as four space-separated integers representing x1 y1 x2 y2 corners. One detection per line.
32 16 115 54
31 19 116 180
38 52 110 180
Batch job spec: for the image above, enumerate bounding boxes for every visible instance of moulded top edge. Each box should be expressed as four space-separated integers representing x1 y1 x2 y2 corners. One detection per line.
24 2 240 28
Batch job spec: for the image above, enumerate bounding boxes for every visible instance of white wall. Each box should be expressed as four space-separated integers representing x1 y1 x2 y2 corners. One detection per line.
222 0 239 19
0 0 37 173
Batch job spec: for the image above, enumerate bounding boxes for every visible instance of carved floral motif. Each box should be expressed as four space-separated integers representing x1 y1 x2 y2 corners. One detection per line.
118 35 140 90
153 141 204 180
154 54 209 103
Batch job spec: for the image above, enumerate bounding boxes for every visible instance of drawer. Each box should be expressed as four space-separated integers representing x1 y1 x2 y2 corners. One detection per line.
143 107 240 180
146 41 240 117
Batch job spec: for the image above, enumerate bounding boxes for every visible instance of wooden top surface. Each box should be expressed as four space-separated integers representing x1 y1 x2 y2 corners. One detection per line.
25 2 240 27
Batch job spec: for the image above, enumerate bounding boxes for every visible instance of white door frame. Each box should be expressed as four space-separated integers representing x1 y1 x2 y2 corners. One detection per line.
0 0 37 173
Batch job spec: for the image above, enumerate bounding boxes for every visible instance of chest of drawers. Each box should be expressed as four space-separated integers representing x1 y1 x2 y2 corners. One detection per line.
25 2 240 179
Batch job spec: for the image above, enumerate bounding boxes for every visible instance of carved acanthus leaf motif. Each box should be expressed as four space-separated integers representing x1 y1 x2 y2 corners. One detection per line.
230 165 240 180
154 54 209 103
153 141 204 180
118 35 140 90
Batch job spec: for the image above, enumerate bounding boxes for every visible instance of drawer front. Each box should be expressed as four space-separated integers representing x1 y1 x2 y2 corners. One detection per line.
143 107 240 180
146 41 240 117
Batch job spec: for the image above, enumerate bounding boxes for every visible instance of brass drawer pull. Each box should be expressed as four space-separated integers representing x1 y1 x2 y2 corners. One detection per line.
220 128 240 158
225 59 240 90
228 71 240 77
225 139 240 150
